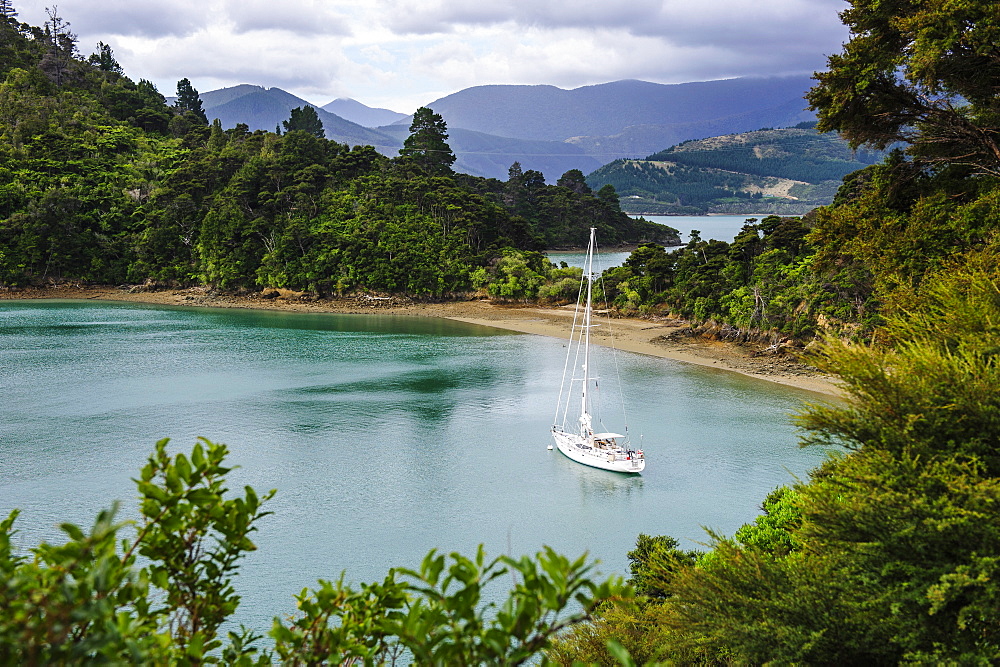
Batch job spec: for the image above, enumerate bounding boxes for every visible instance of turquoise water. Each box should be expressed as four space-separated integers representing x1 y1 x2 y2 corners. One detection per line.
0 300 830 632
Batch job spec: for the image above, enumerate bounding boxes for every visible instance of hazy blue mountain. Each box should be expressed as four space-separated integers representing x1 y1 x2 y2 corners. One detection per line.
200 85 398 149
375 124 602 181
419 76 816 161
196 76 819 182
196 84 597 180
322 98 408 128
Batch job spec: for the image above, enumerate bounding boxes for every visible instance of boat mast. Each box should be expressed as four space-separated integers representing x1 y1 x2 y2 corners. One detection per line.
580 227 595 436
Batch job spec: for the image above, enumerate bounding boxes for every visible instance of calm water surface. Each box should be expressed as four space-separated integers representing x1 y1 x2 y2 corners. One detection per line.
550 214 771 269
0 300 830 632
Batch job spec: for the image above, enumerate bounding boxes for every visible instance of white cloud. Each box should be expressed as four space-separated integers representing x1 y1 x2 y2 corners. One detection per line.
14 0 850 113
19 0 208 38
220 0 352 36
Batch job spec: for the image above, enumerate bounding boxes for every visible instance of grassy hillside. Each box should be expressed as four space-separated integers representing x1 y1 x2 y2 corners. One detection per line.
587 123 884 215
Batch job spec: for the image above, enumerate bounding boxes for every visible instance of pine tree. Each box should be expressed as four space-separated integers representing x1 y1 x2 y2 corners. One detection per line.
0 0 17 21
399 107 455 175
88 41 123 74
175 78 208 124
597 184 620 211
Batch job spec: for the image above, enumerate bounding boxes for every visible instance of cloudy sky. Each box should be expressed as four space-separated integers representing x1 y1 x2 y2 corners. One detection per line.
16 0 850 113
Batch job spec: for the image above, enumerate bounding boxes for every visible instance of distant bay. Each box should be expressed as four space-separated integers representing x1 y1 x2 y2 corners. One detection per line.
549 214 768 269
1 300 831 632
640 214 771 244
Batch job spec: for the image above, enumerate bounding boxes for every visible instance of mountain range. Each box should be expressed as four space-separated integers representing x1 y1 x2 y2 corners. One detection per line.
199 85 395 151
196 76 817 182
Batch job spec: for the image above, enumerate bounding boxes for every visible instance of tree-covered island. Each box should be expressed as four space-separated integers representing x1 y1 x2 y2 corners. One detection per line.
2 0 1000 662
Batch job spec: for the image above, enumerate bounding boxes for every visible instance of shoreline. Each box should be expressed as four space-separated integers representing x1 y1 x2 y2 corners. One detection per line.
1 285 841 397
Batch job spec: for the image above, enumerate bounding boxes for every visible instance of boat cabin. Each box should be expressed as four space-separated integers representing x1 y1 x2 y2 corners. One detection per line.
591 432 625 449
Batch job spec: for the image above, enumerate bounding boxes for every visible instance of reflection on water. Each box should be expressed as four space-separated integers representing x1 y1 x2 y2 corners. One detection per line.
557 456 646 499
0 299 830 632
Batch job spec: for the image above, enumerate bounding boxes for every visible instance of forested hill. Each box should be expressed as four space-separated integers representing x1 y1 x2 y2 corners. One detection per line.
586 123 885 215
0 8 674 296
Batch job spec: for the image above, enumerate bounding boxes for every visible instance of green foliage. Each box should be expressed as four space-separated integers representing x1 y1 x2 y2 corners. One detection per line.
0 11 666 296
175 77 207 125
87 41 122 74
807 0 1000 176
0 437 273 664
809 153 1000 319
473 248 554 302
399 106 455 176
1 439 626 664
545 598 674 666
556 168 591 194
596 183 620 211
272 546 627 664
465 168 679 249
601 215 844 336
626 534 700 600
136 438 276 656
281 106 323 139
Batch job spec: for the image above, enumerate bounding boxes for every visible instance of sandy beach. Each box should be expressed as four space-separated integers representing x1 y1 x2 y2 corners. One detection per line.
1 284 841 397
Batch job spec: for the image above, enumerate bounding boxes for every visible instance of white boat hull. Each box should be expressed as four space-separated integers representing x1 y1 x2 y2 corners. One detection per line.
551 429 645 474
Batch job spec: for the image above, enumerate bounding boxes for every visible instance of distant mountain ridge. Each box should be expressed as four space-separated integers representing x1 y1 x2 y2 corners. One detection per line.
419 77 809 138
197 76 818 182
322 98 408 128
197 85 600 180
199 85 396 150
419 76 816 159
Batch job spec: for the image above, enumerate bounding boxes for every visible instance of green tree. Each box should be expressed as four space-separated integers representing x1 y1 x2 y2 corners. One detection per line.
596 183 620 211
653 263 1000 663
281 105 324 138
175 77 208 124
556 168 591 195
807 0 1000 176
626 534 699 599
399 106 455 175
87 41 122 74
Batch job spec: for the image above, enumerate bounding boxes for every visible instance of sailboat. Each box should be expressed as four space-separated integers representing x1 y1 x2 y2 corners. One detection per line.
551 227 645 474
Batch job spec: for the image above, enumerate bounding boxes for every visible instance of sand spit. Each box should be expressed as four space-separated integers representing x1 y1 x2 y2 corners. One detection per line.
2 284 840 397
